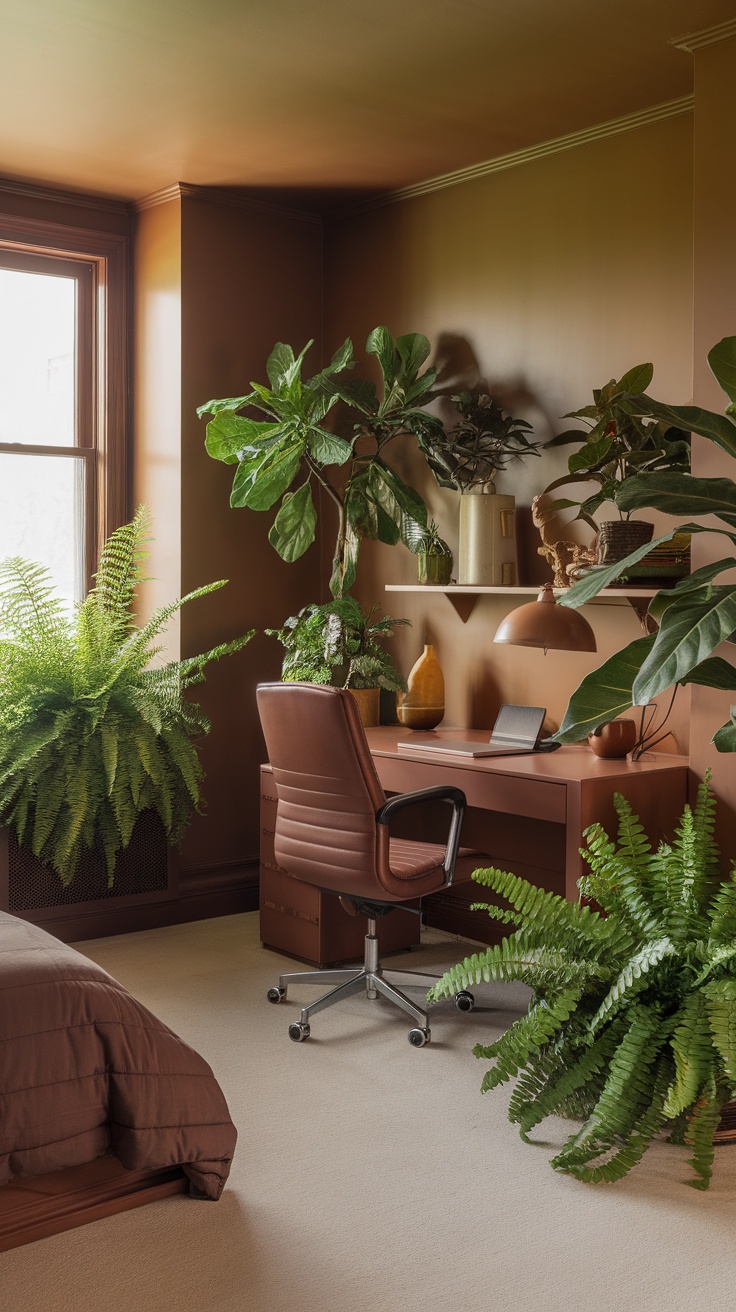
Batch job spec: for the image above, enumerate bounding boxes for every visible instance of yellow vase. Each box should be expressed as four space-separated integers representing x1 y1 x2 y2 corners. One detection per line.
397 644 445 730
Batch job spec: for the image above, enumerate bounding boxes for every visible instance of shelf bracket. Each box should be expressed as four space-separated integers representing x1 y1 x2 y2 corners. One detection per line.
446 593 479 623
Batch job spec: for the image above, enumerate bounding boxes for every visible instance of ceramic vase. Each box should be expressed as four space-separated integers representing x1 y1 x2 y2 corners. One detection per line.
588 719 637 758
458 488 518 586
397 644 445 730
349 687 380 728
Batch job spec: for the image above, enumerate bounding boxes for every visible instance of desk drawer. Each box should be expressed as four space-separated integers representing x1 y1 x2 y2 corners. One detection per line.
372 756 566 825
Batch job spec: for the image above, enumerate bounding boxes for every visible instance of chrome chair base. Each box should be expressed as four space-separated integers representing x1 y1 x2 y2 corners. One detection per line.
267 919 474 1047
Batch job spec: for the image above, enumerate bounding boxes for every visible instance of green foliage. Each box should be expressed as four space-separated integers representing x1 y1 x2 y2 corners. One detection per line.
543 362 690 530
265 597 408 692
0 508 252 886
423 390 540 491
555 336 736 749
430 778 736 1188
199 328 444 597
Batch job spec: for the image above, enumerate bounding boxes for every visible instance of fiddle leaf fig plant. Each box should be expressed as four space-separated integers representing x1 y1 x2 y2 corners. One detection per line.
199 327 444 597
0 508 253 886
553 336 736 748
429 779 735 1189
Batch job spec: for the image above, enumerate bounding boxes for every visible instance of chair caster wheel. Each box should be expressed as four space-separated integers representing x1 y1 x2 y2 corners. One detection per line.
408 1027 431 1048
454 990 475 1012
267 986 286 1004
289 1021 311 1042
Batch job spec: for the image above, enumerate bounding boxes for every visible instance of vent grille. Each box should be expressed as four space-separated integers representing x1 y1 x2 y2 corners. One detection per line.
8 811 169 910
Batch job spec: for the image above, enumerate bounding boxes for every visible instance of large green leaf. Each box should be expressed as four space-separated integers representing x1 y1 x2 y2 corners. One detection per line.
682 656 736 691
196 392 258 419
713 712 736 752
345 477 379 538
648 558 736 623
268 483 316 561
555 635 656 743
568 436 613 475
624 394 736 460
633 589 736 703
617 362 654 395
308 428 353 466
334 377 379 415
205 413 280 464
230 439 303 511
396 332 431 381
366 326 398 389
617 472 736 527
366 460 427 534
266 342 296 388
708 336 736 409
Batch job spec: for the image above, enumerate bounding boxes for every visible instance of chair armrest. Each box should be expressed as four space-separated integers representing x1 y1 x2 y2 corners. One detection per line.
375 786 466 886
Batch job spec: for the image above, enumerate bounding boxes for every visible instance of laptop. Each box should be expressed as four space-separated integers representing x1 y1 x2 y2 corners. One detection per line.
396 704 556 758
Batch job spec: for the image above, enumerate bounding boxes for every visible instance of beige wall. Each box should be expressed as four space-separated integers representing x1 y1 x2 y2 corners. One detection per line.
323 114 694 748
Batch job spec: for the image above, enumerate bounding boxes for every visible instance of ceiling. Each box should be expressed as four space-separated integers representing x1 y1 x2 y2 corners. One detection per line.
1 0 734 207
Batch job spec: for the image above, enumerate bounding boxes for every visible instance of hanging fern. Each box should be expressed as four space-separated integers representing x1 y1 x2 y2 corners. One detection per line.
428 775 736 1188
0 507 253 886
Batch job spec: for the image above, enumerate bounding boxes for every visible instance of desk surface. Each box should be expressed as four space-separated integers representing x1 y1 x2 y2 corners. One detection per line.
365 726 688 784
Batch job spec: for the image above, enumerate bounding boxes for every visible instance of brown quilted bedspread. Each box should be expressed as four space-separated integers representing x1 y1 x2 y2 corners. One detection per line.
0 912 236 1199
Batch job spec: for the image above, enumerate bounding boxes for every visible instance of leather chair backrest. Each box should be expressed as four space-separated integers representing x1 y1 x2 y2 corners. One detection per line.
256 682 387 897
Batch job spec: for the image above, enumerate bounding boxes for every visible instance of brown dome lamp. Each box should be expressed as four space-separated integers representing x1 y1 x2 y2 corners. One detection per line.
493 583 596 654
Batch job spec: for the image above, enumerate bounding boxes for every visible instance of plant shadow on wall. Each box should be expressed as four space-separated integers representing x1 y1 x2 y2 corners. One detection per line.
552 336 736 752
0 508 252 887
431 777 736 1189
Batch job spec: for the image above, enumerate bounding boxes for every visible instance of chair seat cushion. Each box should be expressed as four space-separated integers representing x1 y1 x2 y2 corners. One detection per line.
388 839 478 880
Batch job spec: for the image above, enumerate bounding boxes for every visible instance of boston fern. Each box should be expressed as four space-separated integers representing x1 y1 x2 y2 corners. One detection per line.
0 509 252 886
429 779 736 1188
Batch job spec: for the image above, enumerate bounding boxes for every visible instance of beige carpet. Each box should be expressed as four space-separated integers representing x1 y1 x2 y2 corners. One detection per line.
2 912 736 1312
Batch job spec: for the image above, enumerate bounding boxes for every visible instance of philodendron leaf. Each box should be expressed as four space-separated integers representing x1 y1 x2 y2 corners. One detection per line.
624 394 736 460
617 363 654 395
205 413 280 464
230 439 304 511
708 336 736 408
633 589 736 703
682 656 736 691
568 436 613 475
554 635 656 742
648 559 736 624
617 472 736 527
268 483 316 562
713 711 736 752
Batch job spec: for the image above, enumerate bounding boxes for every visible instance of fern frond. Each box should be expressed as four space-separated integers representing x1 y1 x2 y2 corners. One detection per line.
684 1072 722 1190
663 991 715 1119
589 937 677 1033
703 977 736 1087
476 987 584 1091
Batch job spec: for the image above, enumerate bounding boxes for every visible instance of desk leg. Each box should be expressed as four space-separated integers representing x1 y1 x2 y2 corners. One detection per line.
564 780 584 903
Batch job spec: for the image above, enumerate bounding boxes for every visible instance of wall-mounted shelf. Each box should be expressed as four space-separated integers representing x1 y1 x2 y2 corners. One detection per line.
385 583 659 624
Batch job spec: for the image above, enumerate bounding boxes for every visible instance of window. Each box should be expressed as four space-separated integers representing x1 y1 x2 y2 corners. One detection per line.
0 210 129 608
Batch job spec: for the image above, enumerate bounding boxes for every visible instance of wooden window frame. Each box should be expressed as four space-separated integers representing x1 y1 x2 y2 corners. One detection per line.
0 214 129 588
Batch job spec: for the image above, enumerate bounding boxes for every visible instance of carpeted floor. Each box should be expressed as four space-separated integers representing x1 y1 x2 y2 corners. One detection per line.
2 911 736 1311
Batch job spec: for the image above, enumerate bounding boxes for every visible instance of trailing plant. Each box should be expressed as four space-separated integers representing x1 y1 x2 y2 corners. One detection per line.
199 327 445 597
553 337 736 748
0 508 252 886
424 390 540 492
543 362 690 530
429 778 736 1188
265 597 408 691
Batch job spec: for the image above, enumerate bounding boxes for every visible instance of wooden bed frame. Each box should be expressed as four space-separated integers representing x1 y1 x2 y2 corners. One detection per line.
0 1158 188 1252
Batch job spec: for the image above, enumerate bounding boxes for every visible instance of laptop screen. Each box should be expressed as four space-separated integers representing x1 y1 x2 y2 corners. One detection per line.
490 704 546 749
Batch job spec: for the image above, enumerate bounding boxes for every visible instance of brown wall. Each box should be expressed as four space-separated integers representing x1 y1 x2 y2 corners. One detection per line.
323 115 694 748
176 194 323 871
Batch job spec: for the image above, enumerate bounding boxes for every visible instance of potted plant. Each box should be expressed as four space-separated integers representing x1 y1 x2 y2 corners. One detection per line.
553 337 736 750
412 519 453 586
198 327 445 598
0 507 252 893
429 777 736 1188
543 362 690 567
265 597 408 726
423 390 541 586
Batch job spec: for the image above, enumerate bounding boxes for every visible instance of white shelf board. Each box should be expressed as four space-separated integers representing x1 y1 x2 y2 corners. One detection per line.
384 584 659 598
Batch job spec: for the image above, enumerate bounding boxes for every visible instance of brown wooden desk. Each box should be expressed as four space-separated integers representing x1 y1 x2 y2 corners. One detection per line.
260 732 689 964
366 728 689 902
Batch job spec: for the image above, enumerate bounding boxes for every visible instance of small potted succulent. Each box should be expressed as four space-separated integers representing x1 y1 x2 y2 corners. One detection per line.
413 519 453 586
265 597 408 727
423 391 541 586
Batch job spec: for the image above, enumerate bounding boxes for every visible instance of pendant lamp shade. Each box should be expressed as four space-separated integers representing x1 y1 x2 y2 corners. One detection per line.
493 584 596 653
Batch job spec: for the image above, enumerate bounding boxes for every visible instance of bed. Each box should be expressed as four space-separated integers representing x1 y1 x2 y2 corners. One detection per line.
0 910 237 1250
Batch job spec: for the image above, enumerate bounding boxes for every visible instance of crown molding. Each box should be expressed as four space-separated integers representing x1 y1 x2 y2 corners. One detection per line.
0 175 130 215
333 96 694 221
671 19 736 52
134 181 321 225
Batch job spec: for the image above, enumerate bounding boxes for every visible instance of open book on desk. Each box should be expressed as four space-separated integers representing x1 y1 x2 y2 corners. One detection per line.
396 704 559 757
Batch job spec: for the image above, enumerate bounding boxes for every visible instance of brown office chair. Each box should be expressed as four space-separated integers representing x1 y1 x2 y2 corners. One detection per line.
256 681 481 1047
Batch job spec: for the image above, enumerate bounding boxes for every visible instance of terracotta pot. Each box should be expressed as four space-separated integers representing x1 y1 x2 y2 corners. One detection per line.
588 719 638 759
348 687 380 727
